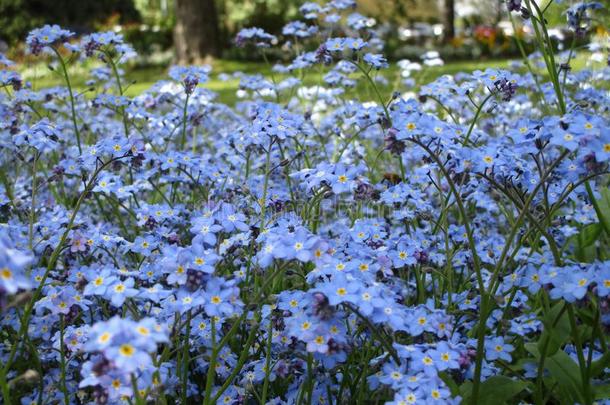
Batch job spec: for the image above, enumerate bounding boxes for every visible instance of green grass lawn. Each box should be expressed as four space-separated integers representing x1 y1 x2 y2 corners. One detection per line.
16 54 595 105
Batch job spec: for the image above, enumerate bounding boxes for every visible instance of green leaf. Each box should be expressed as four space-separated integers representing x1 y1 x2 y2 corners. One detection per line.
588 183 610 235
544 350 584 404
524 344 585 404
594 383 610 400
438 372 460 397
591 350 610 378
461 376 529 405
459 380 473 402
577 223 602 248
477 376 529 405
537 302 570 357
573 223 602 262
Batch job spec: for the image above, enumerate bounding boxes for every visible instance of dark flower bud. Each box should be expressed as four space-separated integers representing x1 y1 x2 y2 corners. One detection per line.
312 292 334 319
167 233 181 245
92 357 112 377
378 115 391 129
315 44 332 65
414 250 428 264
506 0 522 12
185 269 206 291
354 181 378 201
93 385 109 405
520 7 531 19
384 128 406 156
145 216 157 230
64 304 80 324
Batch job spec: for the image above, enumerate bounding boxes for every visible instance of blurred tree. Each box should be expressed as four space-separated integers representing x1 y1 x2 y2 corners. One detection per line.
173 0 220 63
358 0 440 24
443 0 455 41
0 0 140 46
133 0 173 28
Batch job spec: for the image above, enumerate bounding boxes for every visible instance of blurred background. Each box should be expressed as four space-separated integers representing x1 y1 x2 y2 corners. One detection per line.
1 0 608 102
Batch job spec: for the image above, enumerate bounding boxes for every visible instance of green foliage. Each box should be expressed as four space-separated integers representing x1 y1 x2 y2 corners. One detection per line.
460 376 530 405
526 343 585 405
0 0 140 46
0 0 40 46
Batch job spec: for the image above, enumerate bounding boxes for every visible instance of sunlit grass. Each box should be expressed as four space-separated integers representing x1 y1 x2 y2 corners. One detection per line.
17 53 598 105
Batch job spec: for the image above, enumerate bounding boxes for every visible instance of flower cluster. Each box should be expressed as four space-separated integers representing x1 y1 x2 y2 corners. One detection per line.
0 230 32 300
1 1 609 404
80 317 168 402
25 24 74 55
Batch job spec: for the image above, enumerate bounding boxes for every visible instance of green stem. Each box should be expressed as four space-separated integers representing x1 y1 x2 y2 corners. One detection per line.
567 304 591 404
349 61 391 123
52 47 82 154
211 318 260 403
29 153 39 253
59 315 69 405
260 319 274 404
584 181 610 235
180 93 191 149
463 93 493 145
181 311 192 404
202 317 217 405
525 0 566 114
106 52 130 138
305 353 314 405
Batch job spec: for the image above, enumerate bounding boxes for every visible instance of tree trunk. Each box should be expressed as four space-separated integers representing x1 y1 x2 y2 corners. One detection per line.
443 0 455 42
174 0 220 64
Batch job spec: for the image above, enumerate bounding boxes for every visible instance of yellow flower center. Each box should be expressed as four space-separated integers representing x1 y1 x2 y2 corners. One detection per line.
0 268 12 279
119 344 135 357
98 332 111 344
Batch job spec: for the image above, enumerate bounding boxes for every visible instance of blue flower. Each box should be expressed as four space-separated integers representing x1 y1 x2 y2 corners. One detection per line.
549 268 591 302
106 277 138 307
26 25 74 55
169 65 211 94
363 53 389 69
325 38 346 52
485 336 514 362
235 28 277 48
0 232 32 294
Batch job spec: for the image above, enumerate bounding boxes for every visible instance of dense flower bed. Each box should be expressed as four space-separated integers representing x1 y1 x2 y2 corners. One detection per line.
0 1 609 404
